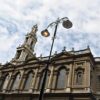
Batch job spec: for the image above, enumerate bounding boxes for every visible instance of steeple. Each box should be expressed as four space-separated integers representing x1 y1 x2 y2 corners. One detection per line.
11 25 38 62
23 24 37 51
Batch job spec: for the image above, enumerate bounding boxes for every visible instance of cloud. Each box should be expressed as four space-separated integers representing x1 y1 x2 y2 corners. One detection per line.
0 0 100 63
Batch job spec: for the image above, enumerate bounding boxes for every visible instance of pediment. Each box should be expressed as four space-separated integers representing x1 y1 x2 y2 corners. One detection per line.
3 62 14 68
51 51 74 60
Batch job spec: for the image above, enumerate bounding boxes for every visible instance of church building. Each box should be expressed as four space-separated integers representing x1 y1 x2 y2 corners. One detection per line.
0 25 100 100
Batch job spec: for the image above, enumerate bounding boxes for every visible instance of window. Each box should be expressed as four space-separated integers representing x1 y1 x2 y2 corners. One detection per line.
75 67 84 85
38 70 50 90
24 72 33 90
25 37 28 43
38 73 44 90
2 74 10 90
11 73 21 90
16 50 21 59
96 75 100 91
56 68 67 89
76 72 83 85
31 41 33 47
98 76 100 81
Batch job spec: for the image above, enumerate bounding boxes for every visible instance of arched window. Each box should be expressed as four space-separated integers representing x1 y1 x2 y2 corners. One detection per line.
76 72 83 85
75 67 84 85
11 73 21 90
38 70 50 90
2 74 10 90
56 68 67 89
16 50 21 59
24 72 33 90
96 75 100 91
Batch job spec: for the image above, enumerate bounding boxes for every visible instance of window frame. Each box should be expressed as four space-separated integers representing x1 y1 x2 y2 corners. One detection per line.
75 67 84 85
23 71 34 91
37 69 50 90
55 67 69 89
11 72 21 91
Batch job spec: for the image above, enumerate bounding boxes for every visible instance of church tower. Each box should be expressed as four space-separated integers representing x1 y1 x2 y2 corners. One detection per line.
11 25 38 62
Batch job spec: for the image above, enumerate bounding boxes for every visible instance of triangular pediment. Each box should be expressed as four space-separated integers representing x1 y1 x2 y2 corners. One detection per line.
3 62 14 68
51 51 74 60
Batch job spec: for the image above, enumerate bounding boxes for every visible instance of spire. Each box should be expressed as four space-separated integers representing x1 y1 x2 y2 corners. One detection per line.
11 25 38 63
23 24 38 51
31 24 38 35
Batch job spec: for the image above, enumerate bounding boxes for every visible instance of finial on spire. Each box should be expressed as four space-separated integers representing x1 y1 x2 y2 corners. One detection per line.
31 24 38 34
62 46 66 52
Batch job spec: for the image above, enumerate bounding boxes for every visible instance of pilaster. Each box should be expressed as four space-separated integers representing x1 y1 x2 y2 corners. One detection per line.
65 64 72 92
2 72 12 92
18 70 24 91
46 66 54 92
29 68 38 92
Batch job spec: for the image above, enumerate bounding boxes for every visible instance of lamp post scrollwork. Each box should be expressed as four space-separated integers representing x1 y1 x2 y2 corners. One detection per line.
39 17 73 100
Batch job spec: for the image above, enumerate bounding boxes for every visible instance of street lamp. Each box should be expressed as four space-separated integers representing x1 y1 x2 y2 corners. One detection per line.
39 17 73 100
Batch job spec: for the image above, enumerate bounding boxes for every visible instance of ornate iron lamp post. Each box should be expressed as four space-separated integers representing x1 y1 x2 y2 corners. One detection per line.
39 17 73 100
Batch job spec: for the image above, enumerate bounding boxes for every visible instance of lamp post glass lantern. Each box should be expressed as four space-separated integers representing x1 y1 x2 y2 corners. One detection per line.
41 29 50 37
39 17 72 100
62 19 73 29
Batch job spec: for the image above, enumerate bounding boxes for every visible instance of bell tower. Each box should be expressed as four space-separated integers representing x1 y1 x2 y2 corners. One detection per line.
11 25 38 62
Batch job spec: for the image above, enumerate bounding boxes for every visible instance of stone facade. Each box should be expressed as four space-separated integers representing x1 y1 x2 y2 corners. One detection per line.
0 25 100 100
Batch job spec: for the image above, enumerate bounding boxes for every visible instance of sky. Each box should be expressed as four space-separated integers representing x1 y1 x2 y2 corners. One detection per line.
0 0 100 64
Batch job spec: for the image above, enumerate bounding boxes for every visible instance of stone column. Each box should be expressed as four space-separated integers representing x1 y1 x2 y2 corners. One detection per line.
0 71 2 91
35 74 40 91
51 71 57 92
2 72 12 92
7 74 15 91
29 68 38 92
66 64 72 92
84 61 91 92
46 66 54 92
19 72 28 91
18 70 24 91
72 62 76 87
